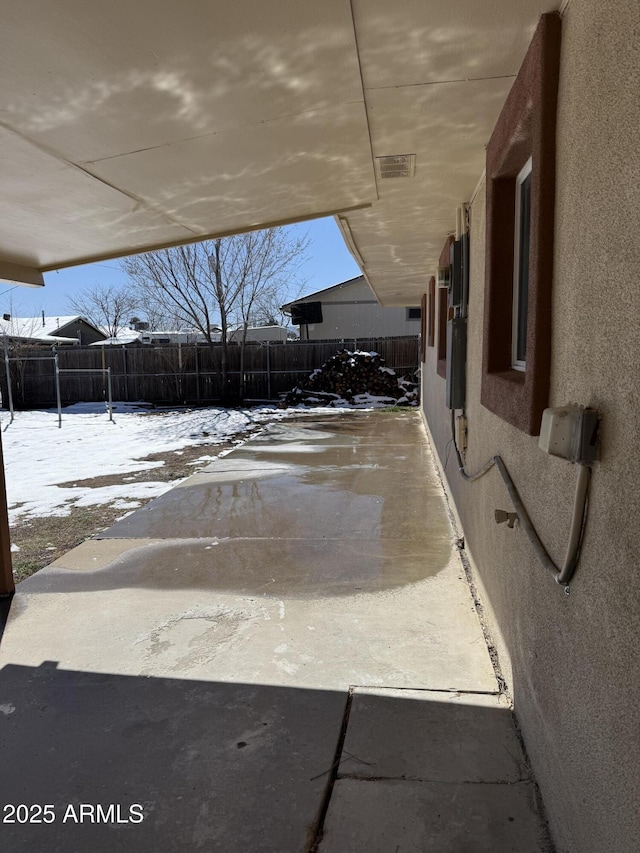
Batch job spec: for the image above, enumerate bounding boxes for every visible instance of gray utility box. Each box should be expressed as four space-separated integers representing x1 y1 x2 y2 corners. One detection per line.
446 317 467 410
538 405 599 463
449 239 464 306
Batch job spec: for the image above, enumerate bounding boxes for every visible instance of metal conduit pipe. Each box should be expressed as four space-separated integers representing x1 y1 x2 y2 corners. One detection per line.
450 411 592 589
493 456 559 579
556 463 591 586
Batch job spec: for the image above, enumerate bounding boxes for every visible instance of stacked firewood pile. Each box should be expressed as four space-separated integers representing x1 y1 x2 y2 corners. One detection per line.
283 349 419 407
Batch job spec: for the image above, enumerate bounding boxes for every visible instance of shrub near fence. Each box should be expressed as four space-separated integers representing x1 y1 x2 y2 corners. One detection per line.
0 336 420 408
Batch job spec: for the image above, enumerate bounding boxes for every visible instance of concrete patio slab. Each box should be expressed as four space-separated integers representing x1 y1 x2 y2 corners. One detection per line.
0 661 346 852
3 543 493 690
98 440 442 542
251 413 429 447
0 411 552 850
315 686 553 851
318 778 552 853
47 537 163 571
340 688 527 783
24 535 450 597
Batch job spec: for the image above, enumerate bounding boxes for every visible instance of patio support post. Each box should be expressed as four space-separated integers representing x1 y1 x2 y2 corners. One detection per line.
0 430 14 596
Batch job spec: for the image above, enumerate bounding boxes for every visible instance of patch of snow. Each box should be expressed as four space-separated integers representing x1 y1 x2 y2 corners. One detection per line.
110 499 142 510
187 455 218 466
10 543 20 553
2 403 290 522
350 394 398 409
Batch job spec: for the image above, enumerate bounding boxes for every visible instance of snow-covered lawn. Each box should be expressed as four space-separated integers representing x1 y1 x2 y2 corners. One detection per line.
1 402 295 524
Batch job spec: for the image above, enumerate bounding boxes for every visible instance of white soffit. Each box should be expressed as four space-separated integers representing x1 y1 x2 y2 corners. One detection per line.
0 0 557 304
343 0 557 305
0 0 376 275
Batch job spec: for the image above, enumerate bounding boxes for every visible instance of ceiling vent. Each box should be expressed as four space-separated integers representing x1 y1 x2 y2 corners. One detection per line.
375 154 416 180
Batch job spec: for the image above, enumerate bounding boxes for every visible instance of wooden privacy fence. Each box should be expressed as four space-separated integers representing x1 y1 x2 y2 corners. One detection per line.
0 336 419 407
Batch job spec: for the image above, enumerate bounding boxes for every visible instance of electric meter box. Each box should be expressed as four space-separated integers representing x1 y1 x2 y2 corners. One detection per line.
445 317 467 410
538 406 599 463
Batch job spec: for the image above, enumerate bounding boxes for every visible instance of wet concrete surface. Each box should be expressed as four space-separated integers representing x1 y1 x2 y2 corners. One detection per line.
250 414 430 447
100 439 443 545
0 411 551 850
18 536 446 597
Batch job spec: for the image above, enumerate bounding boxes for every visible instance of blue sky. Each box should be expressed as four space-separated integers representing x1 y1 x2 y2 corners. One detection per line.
0 216 361 320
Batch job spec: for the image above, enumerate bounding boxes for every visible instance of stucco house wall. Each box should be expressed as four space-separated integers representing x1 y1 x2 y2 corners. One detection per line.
287 276 421 340
420 3 640 852
227 325 289 343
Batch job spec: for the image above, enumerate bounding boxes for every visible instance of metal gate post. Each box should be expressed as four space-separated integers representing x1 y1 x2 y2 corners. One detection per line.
107 367 114 422
54 353 62 428
3 335 14 424
122 345 129 402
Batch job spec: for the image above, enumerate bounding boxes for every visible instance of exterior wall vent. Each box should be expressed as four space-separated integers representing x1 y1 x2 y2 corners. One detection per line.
375 154 416 179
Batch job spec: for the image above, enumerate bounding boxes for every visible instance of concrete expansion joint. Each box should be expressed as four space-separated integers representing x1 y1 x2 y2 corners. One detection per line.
456 543 511 699
351 684 501 696
423 424 512 702
308 688 354 853
335 775 532 786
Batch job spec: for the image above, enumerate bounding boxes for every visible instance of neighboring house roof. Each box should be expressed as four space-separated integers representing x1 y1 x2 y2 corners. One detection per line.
281 276 366 311
89 329 143 346
0 315 103 344
91 328 213 345
227 324 289 333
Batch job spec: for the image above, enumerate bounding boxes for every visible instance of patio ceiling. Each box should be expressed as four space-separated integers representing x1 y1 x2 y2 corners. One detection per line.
0 0 555 304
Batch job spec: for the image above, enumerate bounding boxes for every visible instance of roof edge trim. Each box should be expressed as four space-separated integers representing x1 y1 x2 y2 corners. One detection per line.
0 262 45 287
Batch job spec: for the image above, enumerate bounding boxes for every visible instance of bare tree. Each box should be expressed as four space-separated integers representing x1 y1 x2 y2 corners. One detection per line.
67 283 138 338
121 228 308 401
129 294 186 333
231 229 308 395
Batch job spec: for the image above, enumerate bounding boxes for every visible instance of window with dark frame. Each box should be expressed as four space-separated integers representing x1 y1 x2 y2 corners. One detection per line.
406 306 421 321
512 157 532 370
480 13 561 435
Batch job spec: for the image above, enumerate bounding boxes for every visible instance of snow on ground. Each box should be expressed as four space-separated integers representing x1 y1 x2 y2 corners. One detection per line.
1 402 296 524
